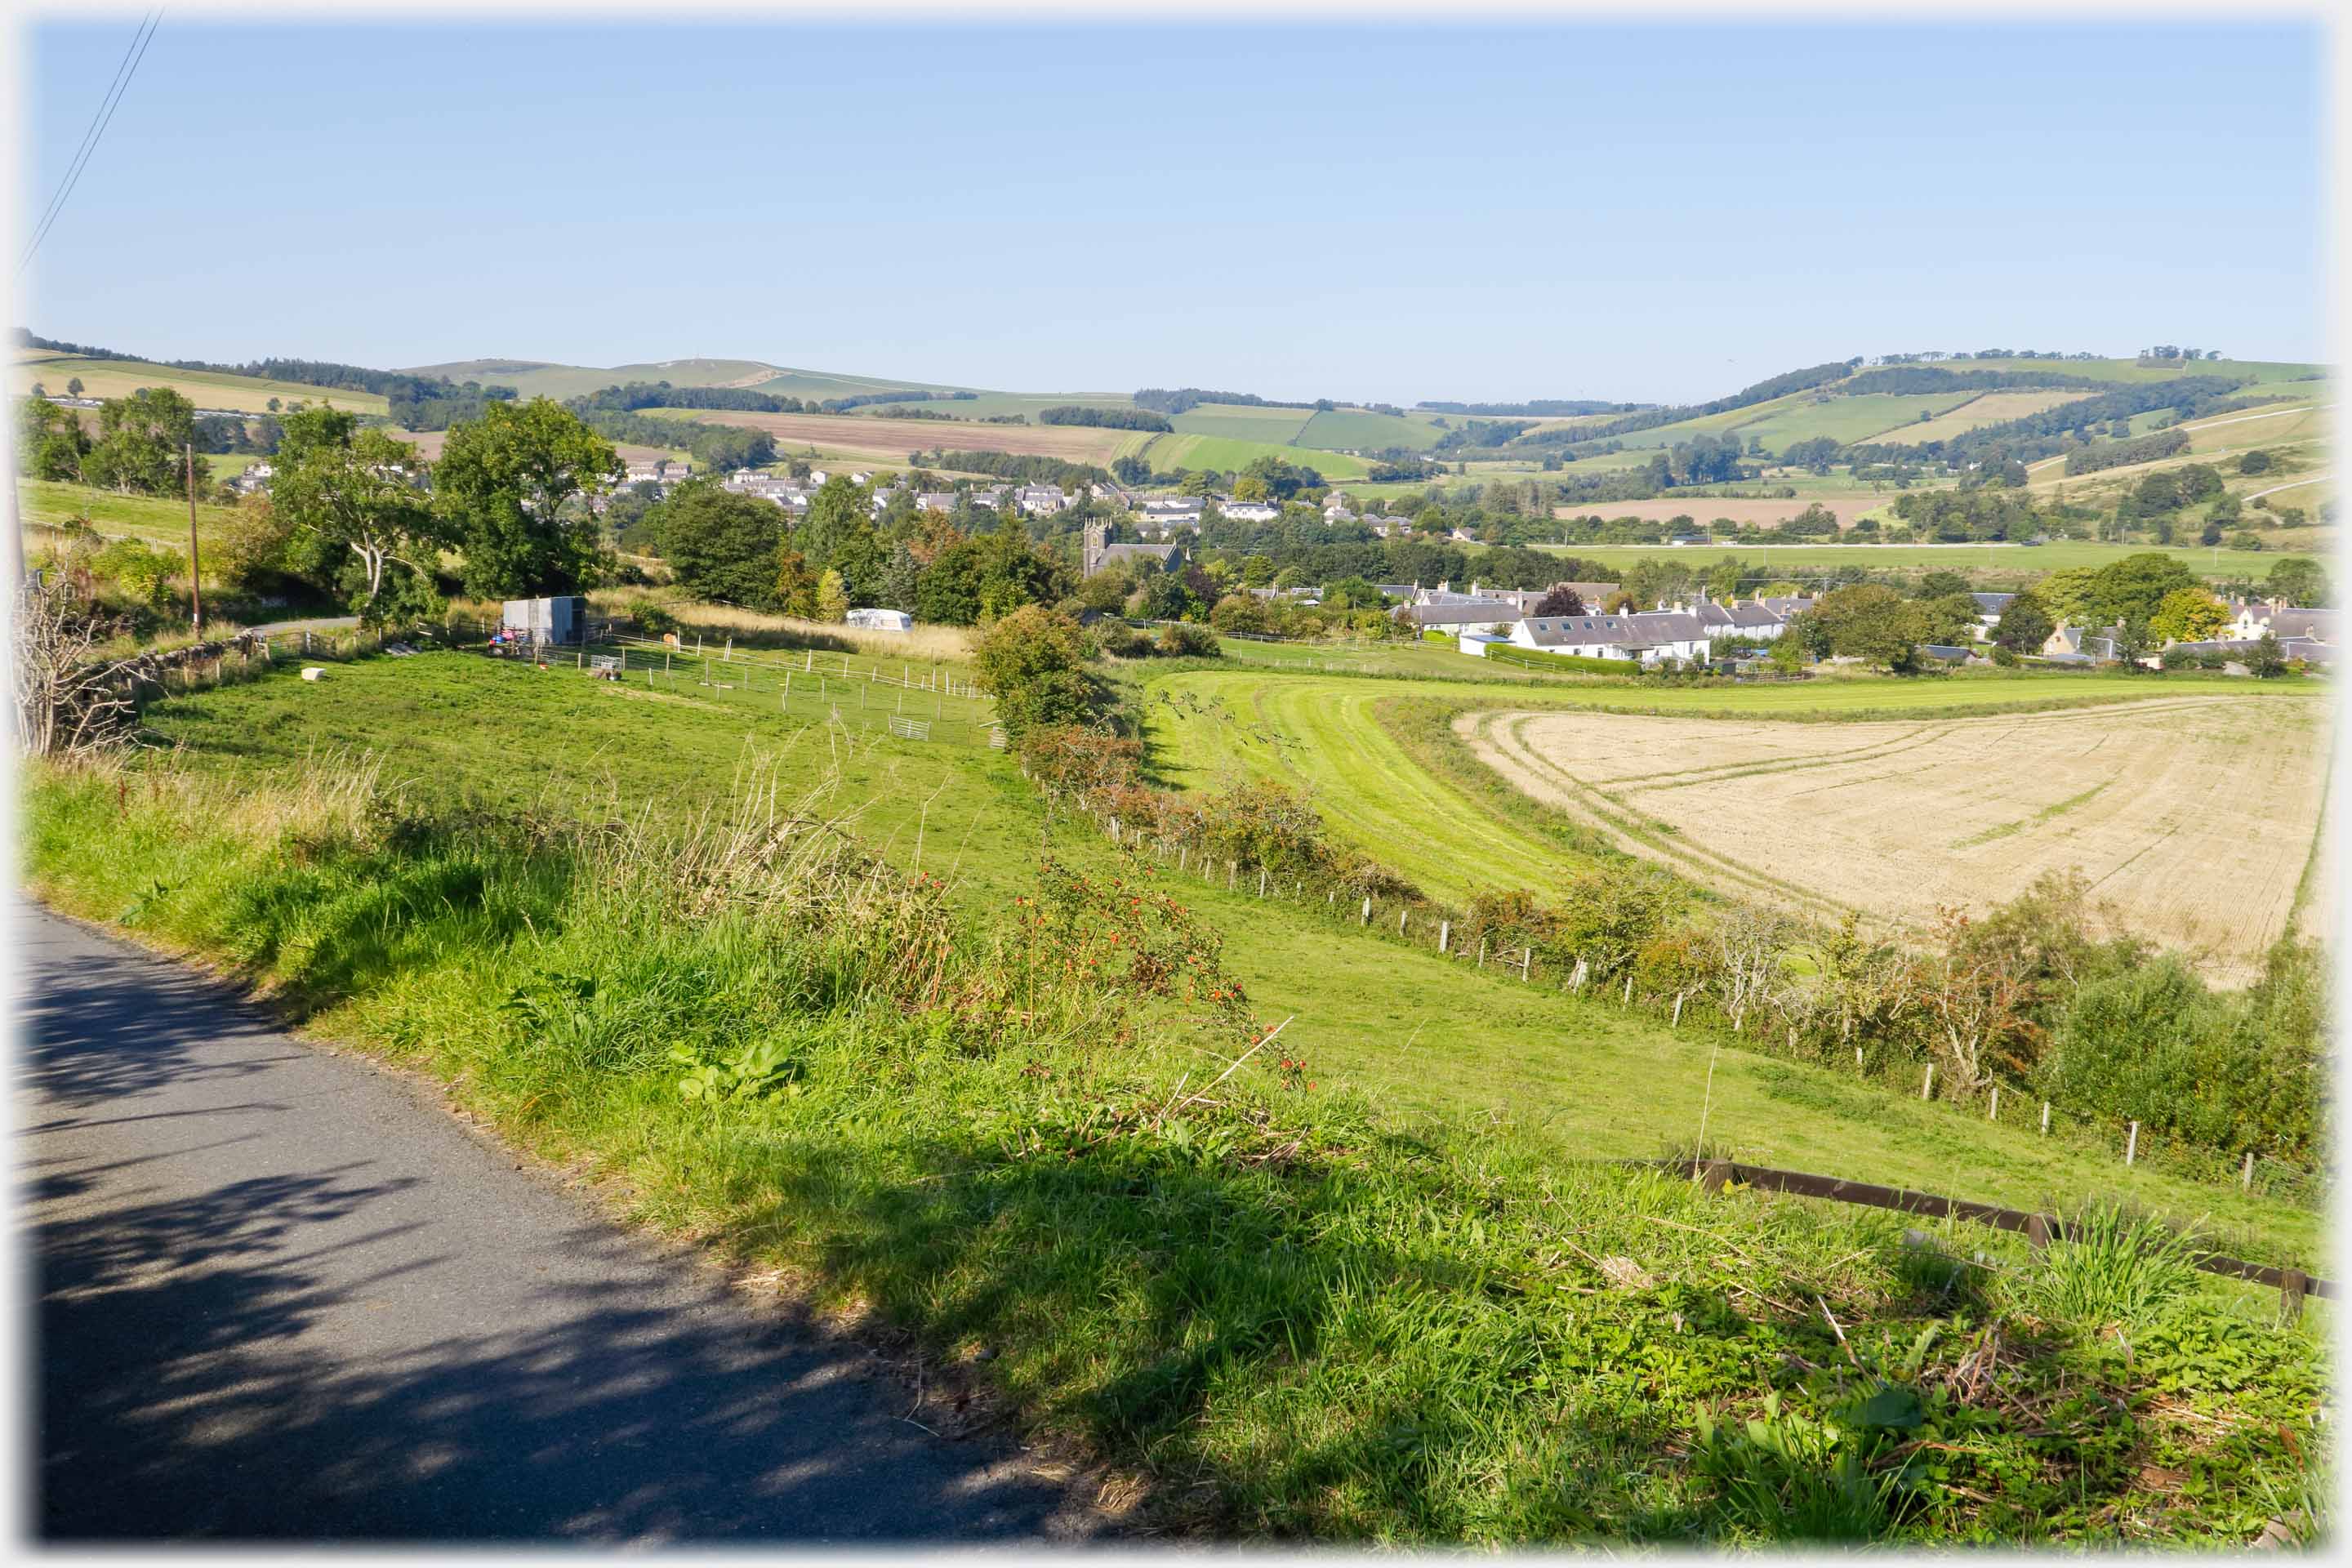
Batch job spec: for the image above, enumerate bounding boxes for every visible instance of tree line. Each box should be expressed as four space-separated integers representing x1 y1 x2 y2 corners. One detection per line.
1134 387 1323 416
1039 405 1172 431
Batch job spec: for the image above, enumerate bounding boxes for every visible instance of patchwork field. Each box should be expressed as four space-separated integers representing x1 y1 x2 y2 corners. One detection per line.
1461 694 2329 981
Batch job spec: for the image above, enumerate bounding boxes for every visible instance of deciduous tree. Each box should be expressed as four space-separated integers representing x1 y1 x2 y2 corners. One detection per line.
432 398 620 597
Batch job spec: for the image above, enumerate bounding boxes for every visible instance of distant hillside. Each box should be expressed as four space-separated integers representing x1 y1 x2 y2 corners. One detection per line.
11 349 391 416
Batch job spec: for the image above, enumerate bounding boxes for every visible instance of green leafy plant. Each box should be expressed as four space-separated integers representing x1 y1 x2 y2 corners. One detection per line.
1694 1392 1907 1543
668 1036 802 1103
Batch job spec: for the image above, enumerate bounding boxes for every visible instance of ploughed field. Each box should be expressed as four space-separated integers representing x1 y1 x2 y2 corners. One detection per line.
1459 693 2329 981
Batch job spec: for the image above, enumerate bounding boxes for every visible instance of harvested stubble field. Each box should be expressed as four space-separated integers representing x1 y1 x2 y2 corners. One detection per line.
1460 693 2329 981
666 407 1136 464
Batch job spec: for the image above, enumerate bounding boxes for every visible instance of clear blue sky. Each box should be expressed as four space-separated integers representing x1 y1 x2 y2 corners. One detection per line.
20 19 2328 405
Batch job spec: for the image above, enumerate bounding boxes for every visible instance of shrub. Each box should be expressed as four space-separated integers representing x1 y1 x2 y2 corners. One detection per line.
1157 621 1222 658
973 606 1102 737
1017 725 1142 804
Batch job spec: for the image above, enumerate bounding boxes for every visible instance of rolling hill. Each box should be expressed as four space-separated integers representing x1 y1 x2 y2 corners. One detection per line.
12 350 391 416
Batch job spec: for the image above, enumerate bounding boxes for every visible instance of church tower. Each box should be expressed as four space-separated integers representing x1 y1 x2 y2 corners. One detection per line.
1083 521 1109 578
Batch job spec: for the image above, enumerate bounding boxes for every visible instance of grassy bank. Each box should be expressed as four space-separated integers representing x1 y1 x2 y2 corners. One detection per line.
20 748 2329 1545
122 653 2327 1255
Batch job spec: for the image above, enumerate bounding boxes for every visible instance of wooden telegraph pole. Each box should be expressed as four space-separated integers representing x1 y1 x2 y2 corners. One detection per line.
184 443 203 633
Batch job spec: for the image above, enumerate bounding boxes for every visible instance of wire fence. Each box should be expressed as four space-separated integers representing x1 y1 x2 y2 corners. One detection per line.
1080 808 2329 1214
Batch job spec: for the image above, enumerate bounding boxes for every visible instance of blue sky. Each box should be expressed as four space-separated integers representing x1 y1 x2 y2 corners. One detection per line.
20 20 2328 404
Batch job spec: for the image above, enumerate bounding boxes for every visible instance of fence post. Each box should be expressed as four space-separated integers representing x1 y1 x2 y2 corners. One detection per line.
2125 1121 2139 1166
1855 1046 1864 1071
1258 867 1267 898
1989 1086 1999 1122
1361 898 1371 925
1521 948 1531 981
1623 973 1633 1004
2243 1150 2256 1191
1438 920 1450 955
1398 907 1407 935
2280 1269 2309 1325
1477 938 1486 968
1922 1065 1935 1101
1672 993 1685 1028
1227 860 1236 890
2041 1100 2050 1135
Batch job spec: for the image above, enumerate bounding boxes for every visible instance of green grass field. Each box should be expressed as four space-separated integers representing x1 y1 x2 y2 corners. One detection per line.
13 353 390 416
1717 391 1984 449
1297 407 1447 452
16 477 240 553
98 648 2317 1263
1134 431 1375 479
1169 402 1317 444
25 638 2324 1544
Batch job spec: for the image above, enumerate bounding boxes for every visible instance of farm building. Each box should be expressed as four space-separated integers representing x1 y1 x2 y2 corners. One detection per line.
503 595 587 646
846 608 913 632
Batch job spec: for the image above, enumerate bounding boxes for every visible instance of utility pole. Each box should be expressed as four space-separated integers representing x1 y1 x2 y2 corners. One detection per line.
184 443 203 634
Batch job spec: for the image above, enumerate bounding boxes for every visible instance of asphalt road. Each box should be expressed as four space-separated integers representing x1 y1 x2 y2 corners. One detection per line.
20 904 1100 1544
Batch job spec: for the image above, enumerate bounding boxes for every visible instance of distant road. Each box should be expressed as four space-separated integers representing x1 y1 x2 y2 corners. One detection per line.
2244 476 2329 501
22 906 1098 1544
245 615 360 637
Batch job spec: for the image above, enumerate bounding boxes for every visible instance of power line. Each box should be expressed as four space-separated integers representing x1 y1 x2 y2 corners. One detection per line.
16 10 162 278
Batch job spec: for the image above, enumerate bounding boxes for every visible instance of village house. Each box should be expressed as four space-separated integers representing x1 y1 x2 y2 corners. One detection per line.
1015 483 1071 516
1218 499 1282 523
1508 610 1712 666
1141 497 1207 530
2225 600 2339 644
1687 598 1790 643
2042 622 2125 663
1082 523 1185 579
1970 592 2015 640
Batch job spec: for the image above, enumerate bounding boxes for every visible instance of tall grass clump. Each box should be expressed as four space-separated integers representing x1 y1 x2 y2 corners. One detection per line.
2004 1202 2209 1332
18 750 2331 1547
